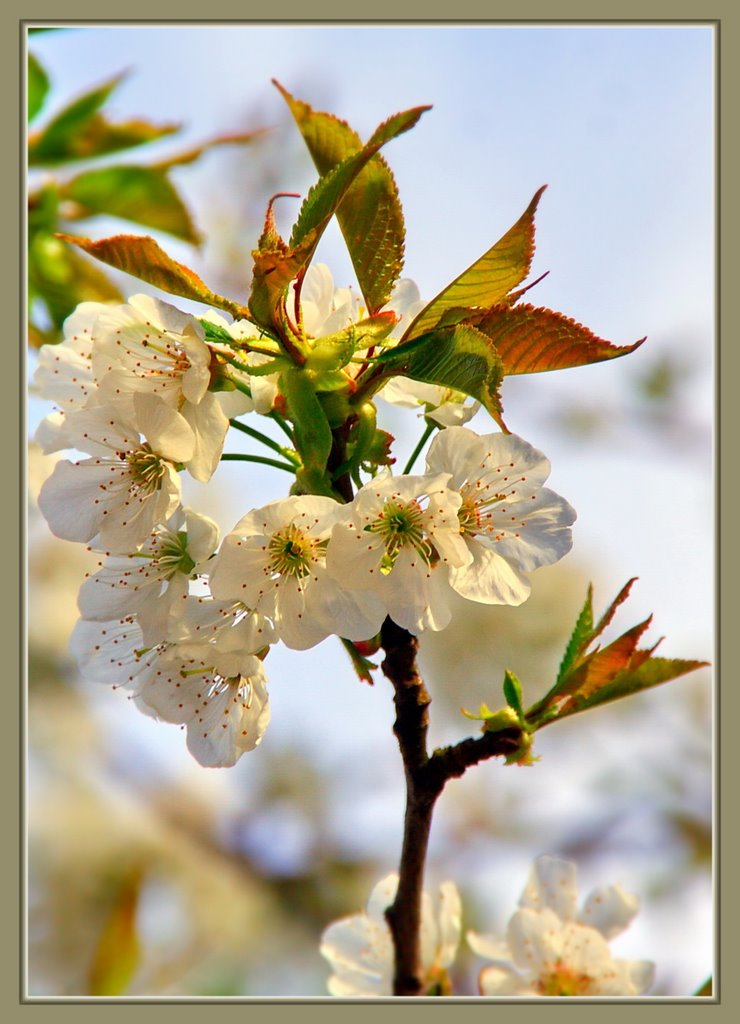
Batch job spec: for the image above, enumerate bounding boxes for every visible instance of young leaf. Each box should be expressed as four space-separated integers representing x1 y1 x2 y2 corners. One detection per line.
462 304 645 375
368 323 507 427
275 81 409 314
62 166 199 243
555 585 594 683
402 186 546 342
28 52 50 123
527 581 708 728
503 670 525 718
57 233 251 320
250 104 429 336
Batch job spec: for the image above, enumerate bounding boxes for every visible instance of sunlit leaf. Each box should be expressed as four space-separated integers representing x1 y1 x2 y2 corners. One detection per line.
276 80 408 313
88 869 142 996
465 304 646 375
403 187 546 341
27 52 50 123
369 323 506 426
250 103 428 336
527 581 708 727
28 73 179 165
58 232 251 320
62 166 199 242
556 585 594 683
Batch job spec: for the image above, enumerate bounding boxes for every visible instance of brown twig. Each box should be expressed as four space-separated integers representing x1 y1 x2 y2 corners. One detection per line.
380 617 524 996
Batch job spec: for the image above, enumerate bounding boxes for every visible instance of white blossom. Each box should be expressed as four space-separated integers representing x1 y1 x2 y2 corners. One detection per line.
468 856 655 997
37 395 189 554
320 873 461 997
71 604 275 768
77 507 219 644
32 302 102 411
90 294 230 482
200 309 280 417
209 495 386 650
326 471 471 634
425 426 576 606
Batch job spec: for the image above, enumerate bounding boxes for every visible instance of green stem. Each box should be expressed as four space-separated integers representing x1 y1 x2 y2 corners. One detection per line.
403 421 437 474
228 418 299 463
220 453 297 474
269 410 295 443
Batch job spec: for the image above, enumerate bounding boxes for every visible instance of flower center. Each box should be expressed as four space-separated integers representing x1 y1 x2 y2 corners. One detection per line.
125 445 168 494
458 485 507 539
537 963 594 997
268 522 322 579
366 498 432 572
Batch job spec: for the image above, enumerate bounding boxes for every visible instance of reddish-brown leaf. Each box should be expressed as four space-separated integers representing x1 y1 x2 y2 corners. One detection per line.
57 233 251 320
469 303 645 375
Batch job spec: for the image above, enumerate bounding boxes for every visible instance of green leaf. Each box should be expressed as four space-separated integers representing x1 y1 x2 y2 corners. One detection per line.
527 580 708 728
556 585 594 683
249 103 428 337
370 323 506 426
27 52 50 123
462 304 646 375
28 73 179 165
403 186 546 341
289 104 429 254
503 670 525 717
276 81 409 314
62 166 199 243
57 232 251 320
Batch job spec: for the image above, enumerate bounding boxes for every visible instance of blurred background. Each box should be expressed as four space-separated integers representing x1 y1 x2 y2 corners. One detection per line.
26 24 713 997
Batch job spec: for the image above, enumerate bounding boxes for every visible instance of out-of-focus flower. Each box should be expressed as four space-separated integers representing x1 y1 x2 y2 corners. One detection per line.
425 427 576 606
468 855 655 997
320 873 461 997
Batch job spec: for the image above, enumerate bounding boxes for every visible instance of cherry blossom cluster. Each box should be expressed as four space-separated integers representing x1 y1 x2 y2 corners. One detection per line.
32 267 575 767
320 856 655 997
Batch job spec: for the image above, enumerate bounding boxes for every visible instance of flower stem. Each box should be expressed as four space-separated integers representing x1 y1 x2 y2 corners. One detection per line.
219 453 297 473
403 421 437 474
228 418 299 463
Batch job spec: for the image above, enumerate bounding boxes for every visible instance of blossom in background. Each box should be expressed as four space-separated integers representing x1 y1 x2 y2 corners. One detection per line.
209 495 386 650
320 873 461 997
467 855 655 997
425 427 576 606
77 507 219 644
37 394 190 554
326 470 471 634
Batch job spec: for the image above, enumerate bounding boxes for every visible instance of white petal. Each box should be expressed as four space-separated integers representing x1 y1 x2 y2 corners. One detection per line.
435 882 462 968
506 907 565 972
521 856 579 921
38 459 112 544
449 542 531 606
133 392 195 463
180 392 229 482
425 425 487 488
467 930 514 962
183 507 220 563
478 964 532 996
578 883 640 940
